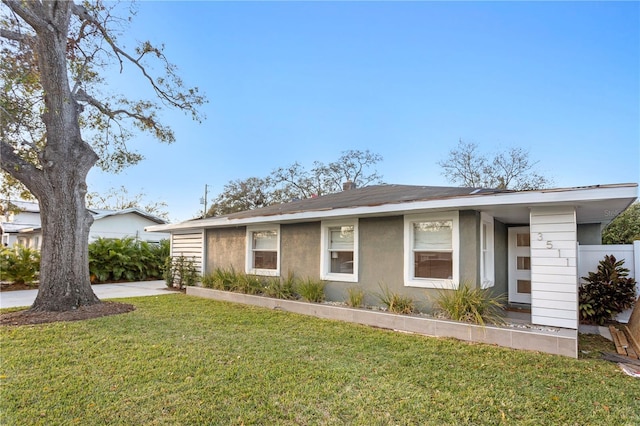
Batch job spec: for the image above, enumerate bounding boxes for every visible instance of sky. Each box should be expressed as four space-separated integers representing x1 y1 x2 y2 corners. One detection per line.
86 1 640 222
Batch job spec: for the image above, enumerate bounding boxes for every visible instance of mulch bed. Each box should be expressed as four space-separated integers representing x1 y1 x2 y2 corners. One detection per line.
0 302 136 326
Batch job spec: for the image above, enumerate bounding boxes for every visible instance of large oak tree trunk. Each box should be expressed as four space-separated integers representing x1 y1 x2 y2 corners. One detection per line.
31 182 100 311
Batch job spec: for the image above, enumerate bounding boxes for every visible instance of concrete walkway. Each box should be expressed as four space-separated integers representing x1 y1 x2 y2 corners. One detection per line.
0 280 174 309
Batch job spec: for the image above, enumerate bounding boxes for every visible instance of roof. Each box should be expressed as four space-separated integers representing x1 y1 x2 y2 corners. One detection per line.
1 200 39 213
223 185 509 220
90 208 167 225
1 206 167 235
147 183 638 233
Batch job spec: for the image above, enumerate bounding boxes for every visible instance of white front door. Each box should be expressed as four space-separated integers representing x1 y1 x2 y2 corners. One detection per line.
508 226 531 304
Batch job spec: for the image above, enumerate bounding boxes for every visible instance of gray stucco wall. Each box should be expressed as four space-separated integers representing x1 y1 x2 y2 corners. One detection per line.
280 222 321 279
459 210 480 288
201 209 495 312
577 223 602 245
205 227 246 272
493 219 508 296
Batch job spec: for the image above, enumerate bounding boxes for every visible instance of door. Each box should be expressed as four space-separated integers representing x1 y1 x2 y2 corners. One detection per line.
508 226 531 304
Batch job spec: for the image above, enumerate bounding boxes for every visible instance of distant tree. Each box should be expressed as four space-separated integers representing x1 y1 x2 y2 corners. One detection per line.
206 177 281 217
438 140 552 190
0 1 205 312
602 203 640 244
207 150 383 217
86 186 170 221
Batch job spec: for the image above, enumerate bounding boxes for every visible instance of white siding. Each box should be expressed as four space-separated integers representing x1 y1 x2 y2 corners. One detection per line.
89 213 170 242
530 207 578 329
171 231 205 273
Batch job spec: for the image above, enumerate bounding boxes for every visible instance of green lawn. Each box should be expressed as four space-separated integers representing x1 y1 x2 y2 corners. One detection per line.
1 294 638 425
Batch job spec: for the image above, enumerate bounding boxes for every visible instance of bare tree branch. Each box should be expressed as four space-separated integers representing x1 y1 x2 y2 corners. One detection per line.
70 3 204 116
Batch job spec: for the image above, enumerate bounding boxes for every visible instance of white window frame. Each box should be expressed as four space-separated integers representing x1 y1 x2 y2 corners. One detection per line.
480 212 495 289
320 219 358 282
404 211 459 289
245 225 280 276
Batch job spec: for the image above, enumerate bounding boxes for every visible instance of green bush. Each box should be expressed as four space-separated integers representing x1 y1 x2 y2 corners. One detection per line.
0 244 40 285
375 284 415 314
433 283 505 326
347 287 365 308
164 255 200 289
202 267 238 291
263 272 296 300
234 273 263 295
579 255 637 325
297 278 325 303
88 238 169 283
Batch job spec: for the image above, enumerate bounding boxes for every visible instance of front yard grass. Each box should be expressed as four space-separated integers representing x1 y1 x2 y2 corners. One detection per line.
1 294 638 425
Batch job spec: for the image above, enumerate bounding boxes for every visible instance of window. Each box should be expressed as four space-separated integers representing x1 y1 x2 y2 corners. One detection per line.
480 213 495 289
404 212 459 288
321 220 358 282
246 225 280 276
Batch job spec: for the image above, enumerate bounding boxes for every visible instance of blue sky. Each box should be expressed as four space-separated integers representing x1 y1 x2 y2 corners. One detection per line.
86 1 640 222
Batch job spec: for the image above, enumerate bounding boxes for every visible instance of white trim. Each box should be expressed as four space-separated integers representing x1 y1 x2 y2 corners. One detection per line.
404 211 459 289
320 219 359 282
480 212 495 289
146 184 637 233
245 225 281 277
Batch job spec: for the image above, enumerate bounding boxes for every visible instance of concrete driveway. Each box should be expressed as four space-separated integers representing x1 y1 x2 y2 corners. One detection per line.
0 280 174 309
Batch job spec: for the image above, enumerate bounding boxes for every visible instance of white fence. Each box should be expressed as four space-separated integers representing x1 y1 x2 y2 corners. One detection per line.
578 241 640 323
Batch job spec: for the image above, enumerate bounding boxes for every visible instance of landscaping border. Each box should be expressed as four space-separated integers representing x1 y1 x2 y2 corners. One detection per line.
187 286 578 358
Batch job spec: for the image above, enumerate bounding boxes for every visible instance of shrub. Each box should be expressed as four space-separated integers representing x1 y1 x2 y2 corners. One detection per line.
579 255 637 325
375 284 415 314
234 273 263 295
202 267 238 291
263 272 296 300
0 244 40 285
297 278 325 303
433 283 505 326
164 255 200 289
347 287 365 308
88 237 169 283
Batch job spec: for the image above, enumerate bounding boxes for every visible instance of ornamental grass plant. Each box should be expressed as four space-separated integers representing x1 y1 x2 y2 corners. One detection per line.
434 282 506 326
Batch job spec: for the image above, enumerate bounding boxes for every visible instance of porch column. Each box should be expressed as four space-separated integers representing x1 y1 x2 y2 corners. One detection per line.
530 207 578 329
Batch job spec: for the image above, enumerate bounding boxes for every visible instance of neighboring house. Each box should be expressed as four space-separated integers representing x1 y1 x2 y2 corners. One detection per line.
147 183 638 331
1 201 170 249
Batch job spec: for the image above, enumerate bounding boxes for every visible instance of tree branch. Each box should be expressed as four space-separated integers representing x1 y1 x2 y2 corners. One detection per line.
1 0 49 32
70 3 203 114
0 140 43 192
0 28 34 43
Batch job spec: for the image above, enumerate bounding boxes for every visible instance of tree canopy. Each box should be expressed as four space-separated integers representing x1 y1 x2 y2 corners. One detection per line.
602 202 640 244
0 0 205 311
206 150 383 217
438 140 552 190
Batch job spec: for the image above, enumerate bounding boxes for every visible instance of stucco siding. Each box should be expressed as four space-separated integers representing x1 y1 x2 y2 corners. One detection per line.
205 227 246 273
493 219 508 296
459 210 480 287
577 223 602 245
530 207 578 329
280 222 321 279
354 216 410 306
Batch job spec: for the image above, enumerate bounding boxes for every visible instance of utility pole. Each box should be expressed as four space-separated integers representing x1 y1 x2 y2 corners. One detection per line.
200 184 210 218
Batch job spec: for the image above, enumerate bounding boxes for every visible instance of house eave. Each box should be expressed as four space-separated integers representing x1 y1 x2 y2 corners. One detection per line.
146 183 638 233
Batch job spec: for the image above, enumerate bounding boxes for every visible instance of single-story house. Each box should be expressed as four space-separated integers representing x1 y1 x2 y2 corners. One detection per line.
147 182 637 331
1 201 170 249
